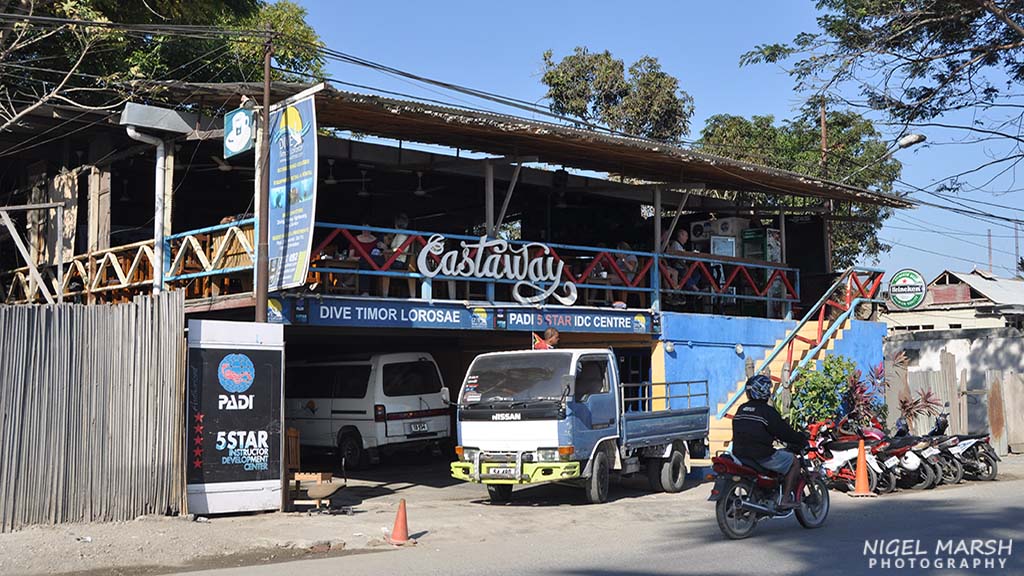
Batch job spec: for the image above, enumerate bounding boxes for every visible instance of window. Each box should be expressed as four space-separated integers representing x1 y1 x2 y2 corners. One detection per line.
464 353 572 403
383 360 442 397
334 366 371 398
948 324 962 329
575 358 609 402
286 365 370 399
286 366 330 398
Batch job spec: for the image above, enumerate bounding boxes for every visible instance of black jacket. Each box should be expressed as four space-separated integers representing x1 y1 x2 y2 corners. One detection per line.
732 399 806 460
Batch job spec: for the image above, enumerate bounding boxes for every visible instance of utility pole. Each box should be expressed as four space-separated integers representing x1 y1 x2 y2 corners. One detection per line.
819 97 833 273
988 228 993 273
1016 223 1020 277
255 31 273 322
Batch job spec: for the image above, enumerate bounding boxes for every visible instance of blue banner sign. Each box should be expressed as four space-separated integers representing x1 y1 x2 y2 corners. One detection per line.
267 96 318 292
270 297 656 335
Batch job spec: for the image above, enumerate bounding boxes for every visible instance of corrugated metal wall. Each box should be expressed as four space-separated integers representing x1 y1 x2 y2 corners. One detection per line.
0 291 185 532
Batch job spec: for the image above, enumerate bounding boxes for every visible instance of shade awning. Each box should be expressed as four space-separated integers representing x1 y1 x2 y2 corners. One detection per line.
148 81 912 208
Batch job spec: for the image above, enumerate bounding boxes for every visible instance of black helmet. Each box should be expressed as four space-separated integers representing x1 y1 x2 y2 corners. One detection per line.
745 374 773 401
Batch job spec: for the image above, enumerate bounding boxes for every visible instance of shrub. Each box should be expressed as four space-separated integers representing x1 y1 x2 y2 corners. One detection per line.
786 355 856 428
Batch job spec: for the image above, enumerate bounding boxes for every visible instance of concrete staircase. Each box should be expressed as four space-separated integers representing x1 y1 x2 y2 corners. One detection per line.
706 319 849 456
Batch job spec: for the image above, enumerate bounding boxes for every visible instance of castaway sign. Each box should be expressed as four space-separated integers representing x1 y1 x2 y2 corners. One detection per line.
417 235 578 305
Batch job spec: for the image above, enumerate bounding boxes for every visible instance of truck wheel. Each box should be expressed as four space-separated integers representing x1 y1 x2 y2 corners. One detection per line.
487 484 512 503
659 448 687 493
338 434 363 471
646 458 665 492
585 451 610 504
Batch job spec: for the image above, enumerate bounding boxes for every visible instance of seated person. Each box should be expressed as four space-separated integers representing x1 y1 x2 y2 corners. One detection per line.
732 375 808 510
666 228 700 292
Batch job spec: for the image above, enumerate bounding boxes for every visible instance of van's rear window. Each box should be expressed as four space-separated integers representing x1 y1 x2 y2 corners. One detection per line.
383 361 442 397
286 365 370 399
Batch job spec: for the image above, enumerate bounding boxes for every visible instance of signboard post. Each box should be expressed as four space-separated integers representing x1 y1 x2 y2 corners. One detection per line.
888 268 927 311
267 89 320 292
186 320 284 515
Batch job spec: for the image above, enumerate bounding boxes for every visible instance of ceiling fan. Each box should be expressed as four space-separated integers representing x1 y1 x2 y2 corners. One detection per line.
193 155 255 173
412 171 445 198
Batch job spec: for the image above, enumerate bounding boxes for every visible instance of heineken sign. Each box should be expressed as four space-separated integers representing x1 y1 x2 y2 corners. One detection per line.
888 269 927 310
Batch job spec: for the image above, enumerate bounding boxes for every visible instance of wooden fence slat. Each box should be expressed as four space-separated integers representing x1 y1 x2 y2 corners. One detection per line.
0 292 184 531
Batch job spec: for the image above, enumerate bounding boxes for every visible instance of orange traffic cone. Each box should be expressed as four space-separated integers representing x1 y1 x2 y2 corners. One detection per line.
849 439 877 498
387 498 416 545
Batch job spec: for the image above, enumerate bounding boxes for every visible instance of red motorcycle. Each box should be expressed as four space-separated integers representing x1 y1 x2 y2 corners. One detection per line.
709 443 830 539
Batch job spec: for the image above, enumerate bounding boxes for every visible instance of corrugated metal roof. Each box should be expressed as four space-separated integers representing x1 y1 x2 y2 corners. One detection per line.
145 81 912 208
947 270 1024 306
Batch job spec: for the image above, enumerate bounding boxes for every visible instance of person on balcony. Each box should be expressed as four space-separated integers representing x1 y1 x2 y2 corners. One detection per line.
611 241 638 305
381 213 417 298
667 228 700 293
350 219 385 295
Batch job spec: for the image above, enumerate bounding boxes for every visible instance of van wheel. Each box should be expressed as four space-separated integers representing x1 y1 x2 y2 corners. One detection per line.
487 484 512 503
339 434 364 471
585 451 610 504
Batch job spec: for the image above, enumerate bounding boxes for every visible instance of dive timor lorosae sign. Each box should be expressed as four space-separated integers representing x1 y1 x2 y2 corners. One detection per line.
417 235 578 305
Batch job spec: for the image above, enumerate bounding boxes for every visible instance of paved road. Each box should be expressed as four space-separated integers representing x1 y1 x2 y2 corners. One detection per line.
188 457 1024 576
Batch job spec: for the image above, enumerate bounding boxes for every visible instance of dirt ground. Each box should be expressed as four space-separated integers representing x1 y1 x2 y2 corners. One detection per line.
2 454 1020 576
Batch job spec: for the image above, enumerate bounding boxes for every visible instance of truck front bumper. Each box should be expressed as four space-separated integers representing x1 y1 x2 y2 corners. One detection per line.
450 460 581 485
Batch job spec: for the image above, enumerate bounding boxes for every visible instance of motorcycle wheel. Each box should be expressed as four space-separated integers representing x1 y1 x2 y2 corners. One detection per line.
796 476 830 529
940 454 964 485
715 480 759 540
973 452 998 481
875 469 897 495
842 463 878 493
909 462 935 490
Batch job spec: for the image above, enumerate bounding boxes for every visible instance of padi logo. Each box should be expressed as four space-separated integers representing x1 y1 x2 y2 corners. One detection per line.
491 413 522 421
219 394 254 410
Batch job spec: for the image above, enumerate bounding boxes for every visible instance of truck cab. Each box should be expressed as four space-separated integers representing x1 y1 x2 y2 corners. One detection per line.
450 349 709 503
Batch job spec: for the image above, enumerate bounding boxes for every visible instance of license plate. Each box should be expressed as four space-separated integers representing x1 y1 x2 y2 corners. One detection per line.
489 466 516 477
922 447 939 458
885 456 899 468
410 422 428 433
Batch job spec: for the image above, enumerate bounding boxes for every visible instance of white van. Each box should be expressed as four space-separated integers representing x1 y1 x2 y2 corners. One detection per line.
285 353 451 468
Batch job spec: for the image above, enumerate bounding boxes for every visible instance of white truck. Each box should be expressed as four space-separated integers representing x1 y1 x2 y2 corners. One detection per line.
450 348 709 503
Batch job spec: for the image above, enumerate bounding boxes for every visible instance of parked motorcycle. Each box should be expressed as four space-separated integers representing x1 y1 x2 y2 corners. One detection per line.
892 417 943 489
709 443 830 539
926 405 999 481
807 420 881 492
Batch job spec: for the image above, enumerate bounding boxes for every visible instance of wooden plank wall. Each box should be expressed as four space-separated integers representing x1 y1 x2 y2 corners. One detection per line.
0 291 185 532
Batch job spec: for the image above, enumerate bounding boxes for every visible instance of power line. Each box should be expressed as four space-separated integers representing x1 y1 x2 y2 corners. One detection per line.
879 237 1017 274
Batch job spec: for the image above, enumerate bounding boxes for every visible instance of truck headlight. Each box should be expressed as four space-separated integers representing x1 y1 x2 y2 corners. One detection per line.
536 449 559 462
460 447 479 462
537 447 573 462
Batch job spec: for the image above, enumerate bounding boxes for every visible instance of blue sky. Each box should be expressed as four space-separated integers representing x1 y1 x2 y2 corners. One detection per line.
299 0 1022 281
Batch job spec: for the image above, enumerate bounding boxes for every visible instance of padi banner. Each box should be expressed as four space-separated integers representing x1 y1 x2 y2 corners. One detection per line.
186 320 283 515
267 95 318 291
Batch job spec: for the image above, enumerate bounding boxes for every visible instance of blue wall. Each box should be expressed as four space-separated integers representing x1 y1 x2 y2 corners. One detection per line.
820 319 887 381
659 313 887 412
660 313 795 411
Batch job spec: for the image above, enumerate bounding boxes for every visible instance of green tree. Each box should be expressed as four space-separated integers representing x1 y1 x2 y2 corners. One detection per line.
0 0 324 132
541 47 694 142
699 107 901 268
739 0 1024 194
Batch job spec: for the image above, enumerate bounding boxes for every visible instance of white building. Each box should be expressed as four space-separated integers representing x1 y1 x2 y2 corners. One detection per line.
882 269 1024 333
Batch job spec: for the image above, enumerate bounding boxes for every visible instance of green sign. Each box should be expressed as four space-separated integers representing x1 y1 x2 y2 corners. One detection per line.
888 269 927 310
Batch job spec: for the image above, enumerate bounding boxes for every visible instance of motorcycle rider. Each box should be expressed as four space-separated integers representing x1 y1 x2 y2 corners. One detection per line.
732 374 808 509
